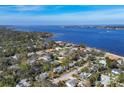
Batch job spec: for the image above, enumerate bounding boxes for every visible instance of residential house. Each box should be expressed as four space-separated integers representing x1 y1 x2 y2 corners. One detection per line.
27 52 35 57
12 54 20 60
39 54 52 62
100 74 110 87
35 72 49 81
65 79 78 87
59 50 68 57
99 60 107 66
53 66 63 74
16 79 31 87
80 72 91 79
27 57 36 64
69 63 75 68
111 69 122 75
90 64 99 73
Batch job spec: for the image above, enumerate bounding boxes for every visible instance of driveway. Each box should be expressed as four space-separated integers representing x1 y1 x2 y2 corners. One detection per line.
52 63 88 84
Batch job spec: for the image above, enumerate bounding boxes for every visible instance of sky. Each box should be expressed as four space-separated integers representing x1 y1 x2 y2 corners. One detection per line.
0 5 124 25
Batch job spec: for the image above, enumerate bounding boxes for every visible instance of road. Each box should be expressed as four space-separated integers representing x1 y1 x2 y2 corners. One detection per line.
52 63 88 84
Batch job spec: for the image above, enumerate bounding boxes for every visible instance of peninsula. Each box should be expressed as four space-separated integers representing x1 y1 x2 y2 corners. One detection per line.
0 27 124 87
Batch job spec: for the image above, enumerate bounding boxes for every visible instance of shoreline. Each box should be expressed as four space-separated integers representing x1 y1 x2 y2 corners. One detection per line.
0 26 124 87
105 52 124 60
56 40 124 60
87 47 124 60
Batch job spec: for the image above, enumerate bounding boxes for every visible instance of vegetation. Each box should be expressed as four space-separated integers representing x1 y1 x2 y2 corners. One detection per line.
89 72 100 86
0 26 123 87
0 27 53 87
80 67 89 72
117 74 124 83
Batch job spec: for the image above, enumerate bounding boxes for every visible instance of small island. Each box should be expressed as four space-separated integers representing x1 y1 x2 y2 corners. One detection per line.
62 25 124 30
0 27 124 87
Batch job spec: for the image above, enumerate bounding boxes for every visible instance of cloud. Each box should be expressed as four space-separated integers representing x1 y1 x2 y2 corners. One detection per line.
0 5 45 14
0 5 64 13
16 5 45 12
15 6 42 11
0 6 124 25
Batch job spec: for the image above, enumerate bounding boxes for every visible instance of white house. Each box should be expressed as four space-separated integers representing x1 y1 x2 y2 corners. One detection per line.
100 74 110 86
65 79 78 87
16 79 31 87
35 72 49 81
112 69 121 75
59 50 68 57
12 54 20 60
40 54 52 62
117 58 124 65
28 52 35 57
69 63 75 68
99 60 106 66
55 47 62 51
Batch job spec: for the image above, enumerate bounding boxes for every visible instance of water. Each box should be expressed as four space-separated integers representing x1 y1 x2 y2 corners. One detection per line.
7 25 124 56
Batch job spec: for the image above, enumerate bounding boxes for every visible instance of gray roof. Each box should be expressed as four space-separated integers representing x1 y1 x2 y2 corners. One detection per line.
53 66 63 73
80 72 91 79
16 79 31 87
35 72 49 81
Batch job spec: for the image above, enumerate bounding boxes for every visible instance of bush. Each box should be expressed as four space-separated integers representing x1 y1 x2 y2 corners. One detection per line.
79 44 86 48
89 72 100 86
117 74 124 83
43 63 50 72
119 65 124 70
80 67 89 72
0 76 16 87
58 80 66 87
19 56 29 71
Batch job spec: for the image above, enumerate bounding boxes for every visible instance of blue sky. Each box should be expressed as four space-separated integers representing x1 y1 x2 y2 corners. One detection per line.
0 5 124 25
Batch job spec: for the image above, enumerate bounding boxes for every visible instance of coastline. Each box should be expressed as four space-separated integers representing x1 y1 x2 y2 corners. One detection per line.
105 52 124 60
86 46 124 60
59 41 124 61
0 28 124 87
